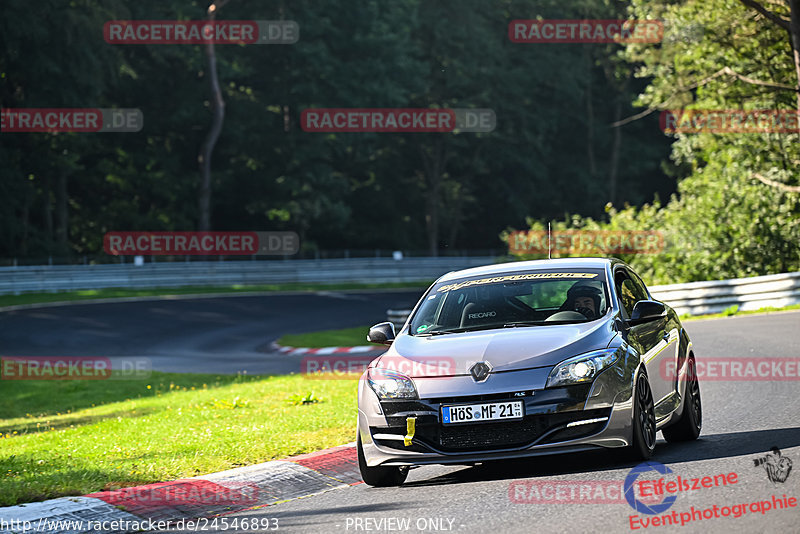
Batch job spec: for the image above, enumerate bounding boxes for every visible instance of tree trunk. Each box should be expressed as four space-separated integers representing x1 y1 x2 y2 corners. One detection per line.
608 98 622 206
21 201 29 257
585 49 597 177
420 140 446 257
446 146 483 250
446 185 463 250
791 0 800 111
56 171 68 252
198 1 230 231
740 0 800 110
43 175 53 249
425 191 439 256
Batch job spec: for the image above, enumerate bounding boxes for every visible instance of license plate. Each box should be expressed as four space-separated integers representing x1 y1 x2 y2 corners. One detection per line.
441 400 523 425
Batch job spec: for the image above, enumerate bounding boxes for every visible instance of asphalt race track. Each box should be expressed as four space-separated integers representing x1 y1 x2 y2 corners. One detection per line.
0 290 422 374
170 310 799 534
2 296 799 533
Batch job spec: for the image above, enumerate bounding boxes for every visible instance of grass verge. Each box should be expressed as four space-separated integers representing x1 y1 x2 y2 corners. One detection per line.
680 303 800 321
277 326 373 348
0 372 358 507
0 281 429 309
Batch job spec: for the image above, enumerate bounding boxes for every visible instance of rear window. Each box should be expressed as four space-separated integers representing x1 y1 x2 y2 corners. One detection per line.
410 269 609 335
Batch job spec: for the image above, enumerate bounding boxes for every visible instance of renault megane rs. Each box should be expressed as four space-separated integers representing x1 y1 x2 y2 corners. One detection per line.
357 258 702 486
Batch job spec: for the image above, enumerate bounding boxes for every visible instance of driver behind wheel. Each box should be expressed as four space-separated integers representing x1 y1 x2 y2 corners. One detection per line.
563 283 603 319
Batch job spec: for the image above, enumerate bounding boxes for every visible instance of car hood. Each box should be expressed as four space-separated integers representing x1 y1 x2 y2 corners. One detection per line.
375 317 617 377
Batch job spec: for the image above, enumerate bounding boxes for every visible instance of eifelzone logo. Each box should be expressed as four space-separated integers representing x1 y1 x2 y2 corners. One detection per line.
468 311 496 319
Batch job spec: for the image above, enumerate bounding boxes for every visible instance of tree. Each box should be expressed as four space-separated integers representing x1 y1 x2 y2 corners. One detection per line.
509 0 800 283
198 0 230 231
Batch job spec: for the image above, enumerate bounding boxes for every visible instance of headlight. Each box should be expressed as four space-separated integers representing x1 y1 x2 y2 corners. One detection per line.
546 348 619 388
366 367 418 399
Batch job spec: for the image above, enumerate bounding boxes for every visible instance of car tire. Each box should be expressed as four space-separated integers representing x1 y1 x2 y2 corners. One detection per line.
662 357 702 443
357 435 409 487
628 370 657 460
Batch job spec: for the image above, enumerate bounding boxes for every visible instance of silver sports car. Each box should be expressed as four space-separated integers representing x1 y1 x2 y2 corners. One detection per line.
357 258 701 486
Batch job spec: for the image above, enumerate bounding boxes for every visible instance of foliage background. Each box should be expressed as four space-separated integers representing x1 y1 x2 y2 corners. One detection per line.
1 0 797 283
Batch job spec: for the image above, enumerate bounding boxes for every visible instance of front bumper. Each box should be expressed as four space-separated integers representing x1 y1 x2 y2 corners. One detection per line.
358 364 636 467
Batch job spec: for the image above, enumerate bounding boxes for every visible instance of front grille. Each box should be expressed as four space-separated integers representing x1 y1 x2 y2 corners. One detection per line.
373 408 611 453
433 410 611 451
438 417 547 450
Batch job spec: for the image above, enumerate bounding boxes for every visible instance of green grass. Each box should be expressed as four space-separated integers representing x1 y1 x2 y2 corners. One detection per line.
277 326 373 348
0 372 359 506
680 303 800 321
0 281 430 309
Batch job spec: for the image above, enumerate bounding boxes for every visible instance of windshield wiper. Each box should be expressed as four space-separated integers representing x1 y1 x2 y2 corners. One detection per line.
416 324 506 336
417 331 455 336
505 319 592 327
416 319 589 336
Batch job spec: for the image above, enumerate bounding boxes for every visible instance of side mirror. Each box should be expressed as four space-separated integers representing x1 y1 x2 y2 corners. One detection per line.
367 322 396 345
629 300 667 325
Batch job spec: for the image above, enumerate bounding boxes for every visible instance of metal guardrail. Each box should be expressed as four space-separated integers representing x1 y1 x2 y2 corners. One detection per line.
648 271 800 316
0 257 500 295
387 309 414 331
385 271 800 327
2 257 797 318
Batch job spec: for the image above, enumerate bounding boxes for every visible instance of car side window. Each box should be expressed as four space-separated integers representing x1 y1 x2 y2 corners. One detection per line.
628 271 651 301
613 271 637 317
615 268 650 318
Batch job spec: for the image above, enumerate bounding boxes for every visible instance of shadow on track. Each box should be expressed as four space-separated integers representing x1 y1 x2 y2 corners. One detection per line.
400 426 800 488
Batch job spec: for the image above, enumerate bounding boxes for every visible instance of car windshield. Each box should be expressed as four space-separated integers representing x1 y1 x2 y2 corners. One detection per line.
409 269 610 335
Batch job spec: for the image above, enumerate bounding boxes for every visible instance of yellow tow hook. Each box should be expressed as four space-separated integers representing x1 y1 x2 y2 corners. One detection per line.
404 416 416 447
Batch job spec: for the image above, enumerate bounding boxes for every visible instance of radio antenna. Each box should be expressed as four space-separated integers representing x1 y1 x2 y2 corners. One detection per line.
548 222 551 259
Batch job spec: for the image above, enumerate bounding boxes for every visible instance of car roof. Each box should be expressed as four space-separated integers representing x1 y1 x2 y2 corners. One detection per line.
436 257 623 283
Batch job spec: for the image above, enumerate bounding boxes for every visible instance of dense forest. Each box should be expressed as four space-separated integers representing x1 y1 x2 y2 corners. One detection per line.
1 0 798 283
